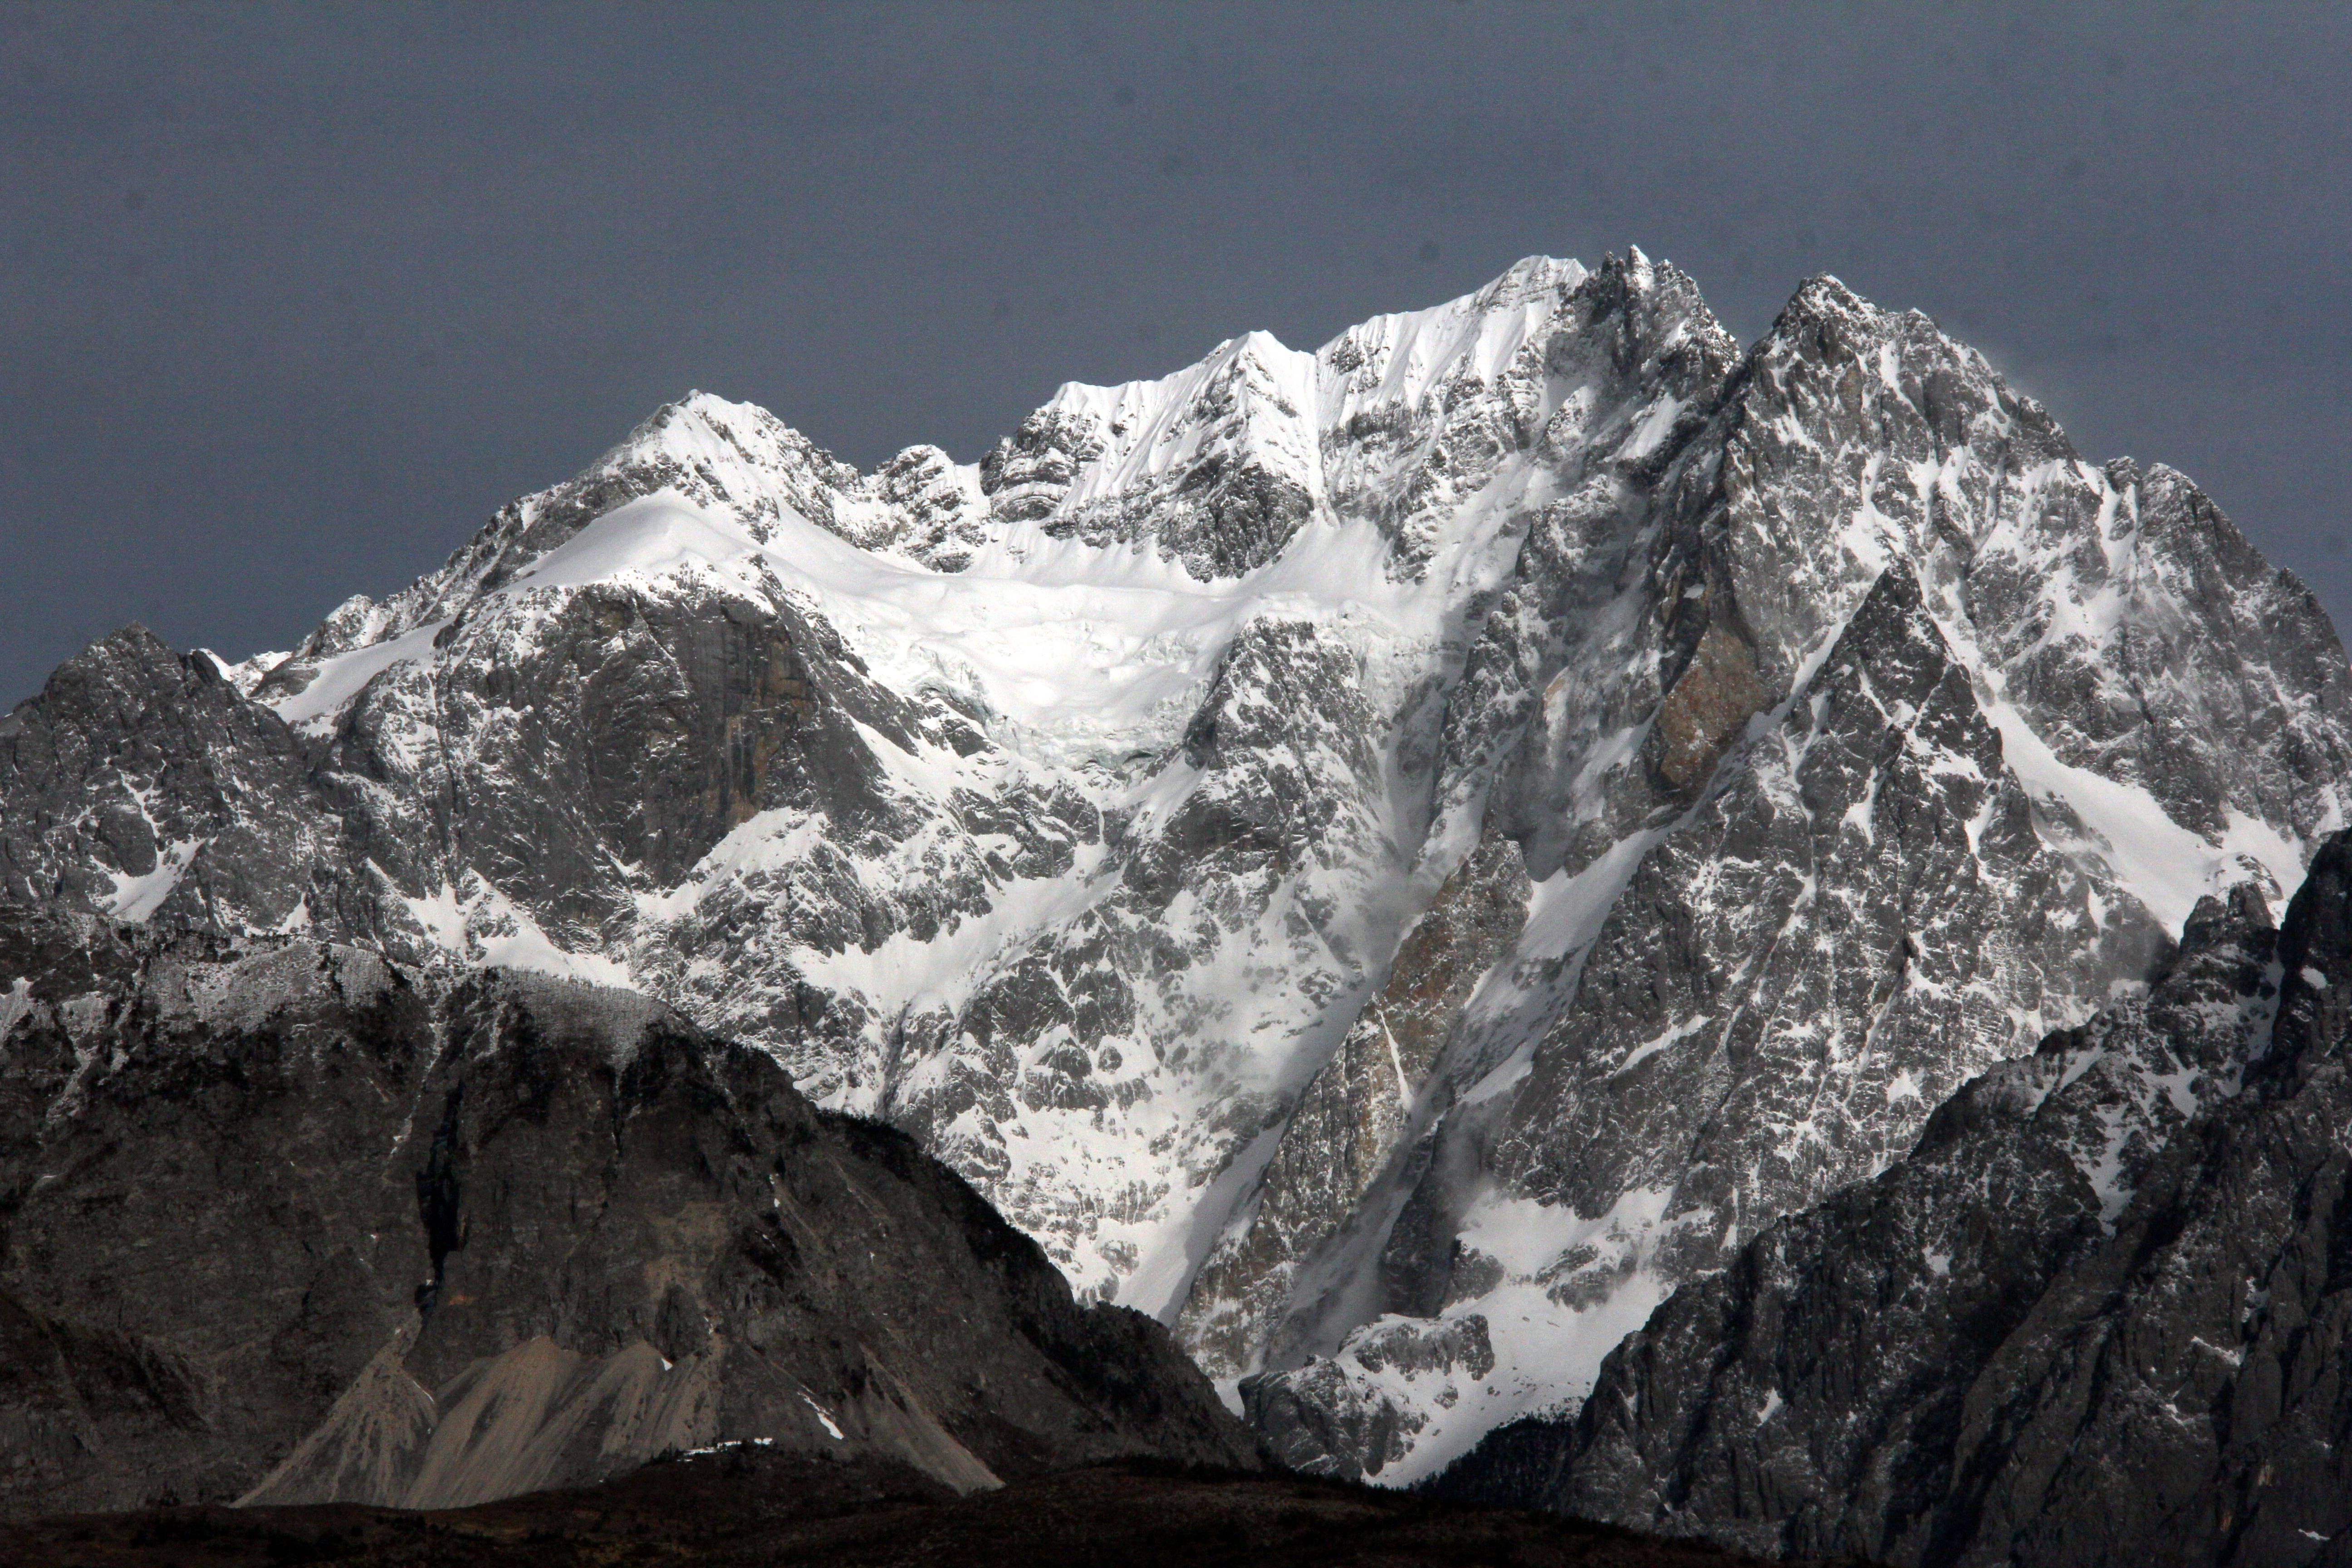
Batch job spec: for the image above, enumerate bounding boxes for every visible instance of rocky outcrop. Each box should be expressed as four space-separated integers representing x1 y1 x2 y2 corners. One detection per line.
0 627 343 931
1429 842 2352 1568
0 906 1257 1516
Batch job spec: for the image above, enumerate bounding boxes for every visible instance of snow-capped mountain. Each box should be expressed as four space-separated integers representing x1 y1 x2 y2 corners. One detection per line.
5 249 2349 1488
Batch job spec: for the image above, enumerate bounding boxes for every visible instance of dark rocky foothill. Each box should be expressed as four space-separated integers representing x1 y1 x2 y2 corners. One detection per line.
0 908 1257 1516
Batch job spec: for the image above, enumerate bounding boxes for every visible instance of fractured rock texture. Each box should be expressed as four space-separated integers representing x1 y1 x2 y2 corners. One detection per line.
1436 846 2352 1568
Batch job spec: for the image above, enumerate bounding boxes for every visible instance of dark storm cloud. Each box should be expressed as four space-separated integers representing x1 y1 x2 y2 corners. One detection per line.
4 1 2348 701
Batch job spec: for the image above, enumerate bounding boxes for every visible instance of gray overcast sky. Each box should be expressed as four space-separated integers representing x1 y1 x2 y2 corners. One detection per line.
5 1 2349 704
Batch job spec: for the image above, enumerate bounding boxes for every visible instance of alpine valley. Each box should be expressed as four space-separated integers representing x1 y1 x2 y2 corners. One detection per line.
10 250 2352 1561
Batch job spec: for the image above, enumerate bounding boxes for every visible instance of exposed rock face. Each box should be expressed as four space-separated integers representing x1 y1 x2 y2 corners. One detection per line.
0 906 1257 1516
1229 271 2352 1482
1431 845 2352 1568
1488 564 2155 1269
6 250 2351 1490
1181 833 1529 1376
0 627 341 930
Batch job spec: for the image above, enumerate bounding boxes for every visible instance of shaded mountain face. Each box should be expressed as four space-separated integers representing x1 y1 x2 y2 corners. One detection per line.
5 249 2351 1486
1433 833 2352 1568
0 907 1256 1515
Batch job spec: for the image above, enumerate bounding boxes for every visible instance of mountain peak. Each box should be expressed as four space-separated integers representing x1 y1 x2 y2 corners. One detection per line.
18 250 2352 1532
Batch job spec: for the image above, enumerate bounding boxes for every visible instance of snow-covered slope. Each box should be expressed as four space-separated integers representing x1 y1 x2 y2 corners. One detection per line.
6 250 2349 1486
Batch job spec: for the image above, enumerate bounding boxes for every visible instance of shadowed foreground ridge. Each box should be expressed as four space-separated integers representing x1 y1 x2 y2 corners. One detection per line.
0 1451 1865 1568
0 907 1256 1515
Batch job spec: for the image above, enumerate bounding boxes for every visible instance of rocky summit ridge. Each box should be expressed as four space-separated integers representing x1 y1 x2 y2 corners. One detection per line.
6 248 2352 1501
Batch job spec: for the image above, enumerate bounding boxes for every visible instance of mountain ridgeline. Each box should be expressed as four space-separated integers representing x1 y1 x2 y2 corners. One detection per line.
5 250 2352 1549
